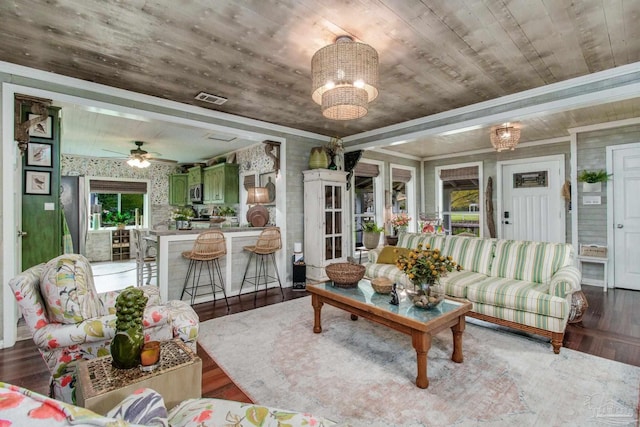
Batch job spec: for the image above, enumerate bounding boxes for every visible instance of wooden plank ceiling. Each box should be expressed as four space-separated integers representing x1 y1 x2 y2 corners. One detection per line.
0 0 639 160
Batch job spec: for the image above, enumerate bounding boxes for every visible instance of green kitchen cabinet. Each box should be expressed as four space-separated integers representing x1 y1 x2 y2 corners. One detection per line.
187 166 202 187
203 163 239 204
169 173 189 206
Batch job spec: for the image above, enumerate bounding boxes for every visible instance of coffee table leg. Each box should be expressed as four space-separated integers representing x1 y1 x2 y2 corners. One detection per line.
312 294 323 333
451 315 466 363
412 330 431 389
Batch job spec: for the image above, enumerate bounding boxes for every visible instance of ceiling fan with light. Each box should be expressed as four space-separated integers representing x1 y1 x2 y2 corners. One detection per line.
102 141 176 168
127 141 151 168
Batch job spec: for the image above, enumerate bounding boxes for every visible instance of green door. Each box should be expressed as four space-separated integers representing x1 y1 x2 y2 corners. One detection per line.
21 106 62 270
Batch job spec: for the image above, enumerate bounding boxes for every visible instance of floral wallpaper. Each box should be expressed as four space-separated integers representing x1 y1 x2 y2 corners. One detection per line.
236 144 275 174
61 155 178 205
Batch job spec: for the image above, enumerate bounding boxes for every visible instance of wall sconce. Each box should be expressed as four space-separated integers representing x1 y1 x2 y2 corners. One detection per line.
246 187 270 227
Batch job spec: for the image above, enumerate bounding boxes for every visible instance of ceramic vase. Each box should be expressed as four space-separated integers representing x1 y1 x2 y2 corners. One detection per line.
363 231 381 249
110 325 145 369
110 287 148 369
309 147 329 169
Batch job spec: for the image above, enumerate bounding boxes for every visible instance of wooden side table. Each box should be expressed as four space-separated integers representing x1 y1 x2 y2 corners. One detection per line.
76 339 201 415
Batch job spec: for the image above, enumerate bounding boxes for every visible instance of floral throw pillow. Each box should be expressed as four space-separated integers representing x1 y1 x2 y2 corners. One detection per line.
40 254 102 324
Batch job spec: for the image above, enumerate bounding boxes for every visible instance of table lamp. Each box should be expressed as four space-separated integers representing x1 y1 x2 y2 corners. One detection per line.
246 187 270 227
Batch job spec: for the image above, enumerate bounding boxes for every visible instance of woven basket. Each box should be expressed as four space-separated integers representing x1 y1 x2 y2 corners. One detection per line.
325 263 365 288
371 277 393 294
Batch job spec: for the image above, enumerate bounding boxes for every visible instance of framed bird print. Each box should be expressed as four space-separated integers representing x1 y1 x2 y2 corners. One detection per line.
26 142 53 167
27 114 53 139
24 170 51 195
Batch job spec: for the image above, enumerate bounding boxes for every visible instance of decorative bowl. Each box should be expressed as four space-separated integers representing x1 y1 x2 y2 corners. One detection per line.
371 277 394 294
325 263 365 288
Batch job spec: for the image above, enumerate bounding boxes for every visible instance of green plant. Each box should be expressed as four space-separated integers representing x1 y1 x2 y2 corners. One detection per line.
172 207 194 221
362 221 384 233
578 169 611 183
104 211 131 225
217 206 236 216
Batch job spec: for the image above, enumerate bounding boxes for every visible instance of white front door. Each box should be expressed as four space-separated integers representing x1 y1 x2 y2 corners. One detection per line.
613 146 640 290
499 157 564 243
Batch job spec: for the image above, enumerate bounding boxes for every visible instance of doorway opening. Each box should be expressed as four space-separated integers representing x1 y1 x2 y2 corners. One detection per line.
436 162 483 236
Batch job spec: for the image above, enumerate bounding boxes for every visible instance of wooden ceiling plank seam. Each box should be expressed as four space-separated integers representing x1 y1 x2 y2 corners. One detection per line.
406 0 521 97
601 0 627 67
459 0 540 92
480 0 556 86
622 0 640 64
568 0 617 74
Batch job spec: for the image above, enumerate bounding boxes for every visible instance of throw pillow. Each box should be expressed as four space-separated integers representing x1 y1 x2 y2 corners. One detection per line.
40 254 103 324
376 246 410 264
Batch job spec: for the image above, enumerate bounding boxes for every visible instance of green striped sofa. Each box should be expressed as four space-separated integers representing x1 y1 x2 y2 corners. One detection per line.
365 232 583 353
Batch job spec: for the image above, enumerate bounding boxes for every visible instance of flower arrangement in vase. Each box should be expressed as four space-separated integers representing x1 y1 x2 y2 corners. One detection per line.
391 213 411 235
395 243 462 308
172 207 194 229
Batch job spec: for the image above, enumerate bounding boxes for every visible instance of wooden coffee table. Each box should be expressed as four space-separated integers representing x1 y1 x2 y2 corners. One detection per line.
307 279 472 388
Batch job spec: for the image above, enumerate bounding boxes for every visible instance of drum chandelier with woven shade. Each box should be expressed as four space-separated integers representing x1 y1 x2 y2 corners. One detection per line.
490 123 521 152
311 36 379 120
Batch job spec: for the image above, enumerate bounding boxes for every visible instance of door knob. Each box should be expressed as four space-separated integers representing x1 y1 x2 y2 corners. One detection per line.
617 224 624 229
17 230 27 237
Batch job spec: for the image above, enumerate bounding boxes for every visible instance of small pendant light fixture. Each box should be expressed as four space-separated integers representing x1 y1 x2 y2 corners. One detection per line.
490 123 521 152
311 36 379 120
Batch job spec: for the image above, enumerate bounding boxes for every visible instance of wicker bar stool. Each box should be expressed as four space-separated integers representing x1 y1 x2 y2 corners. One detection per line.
239 227 284 304
180 230 229 310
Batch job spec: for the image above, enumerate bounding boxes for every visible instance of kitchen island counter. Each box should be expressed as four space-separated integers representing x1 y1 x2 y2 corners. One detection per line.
150 228 282 303
151 226 266 237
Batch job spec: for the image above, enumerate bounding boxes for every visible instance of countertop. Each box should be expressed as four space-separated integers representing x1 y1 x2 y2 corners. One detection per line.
150 227 269 236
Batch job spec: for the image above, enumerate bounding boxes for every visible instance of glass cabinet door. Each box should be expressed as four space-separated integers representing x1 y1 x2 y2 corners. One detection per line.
324 184 344 260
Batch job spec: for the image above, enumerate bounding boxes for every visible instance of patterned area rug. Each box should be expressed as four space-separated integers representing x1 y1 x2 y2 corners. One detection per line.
198 297 639 427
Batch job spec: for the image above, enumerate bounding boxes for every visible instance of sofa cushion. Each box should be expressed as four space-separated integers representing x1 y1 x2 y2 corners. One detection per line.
489 240 572 284
40 254 103 324
443 236 495 275
365 263 411 287
467 277 568 318
398 232 446 251
439 270 489 298
376 246 410 264
106 388 169 426
471 303 568 333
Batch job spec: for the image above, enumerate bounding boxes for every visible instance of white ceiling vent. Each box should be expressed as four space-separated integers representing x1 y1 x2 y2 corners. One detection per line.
195 92 228 105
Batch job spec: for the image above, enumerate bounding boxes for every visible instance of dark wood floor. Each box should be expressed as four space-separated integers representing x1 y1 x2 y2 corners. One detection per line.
0 285 637 402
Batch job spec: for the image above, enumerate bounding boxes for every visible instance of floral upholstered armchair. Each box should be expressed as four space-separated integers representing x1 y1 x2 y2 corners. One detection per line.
0 382 336 427
8 254 199 404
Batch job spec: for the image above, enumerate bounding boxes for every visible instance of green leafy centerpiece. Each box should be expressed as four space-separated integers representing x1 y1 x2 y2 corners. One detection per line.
395 243 461 308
